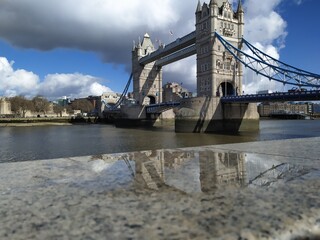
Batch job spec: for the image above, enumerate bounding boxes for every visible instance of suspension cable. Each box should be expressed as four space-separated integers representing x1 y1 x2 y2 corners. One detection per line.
106 73 133 110
215 32 320 88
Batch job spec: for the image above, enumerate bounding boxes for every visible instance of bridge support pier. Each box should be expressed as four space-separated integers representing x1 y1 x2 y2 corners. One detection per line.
175 97 259 133
115 105 153 128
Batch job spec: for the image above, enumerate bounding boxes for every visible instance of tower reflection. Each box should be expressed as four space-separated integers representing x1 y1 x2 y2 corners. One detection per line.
123 149 246 193
199 151 246 192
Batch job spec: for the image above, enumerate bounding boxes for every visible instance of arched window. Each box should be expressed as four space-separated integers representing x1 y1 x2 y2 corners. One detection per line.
216 60 221 69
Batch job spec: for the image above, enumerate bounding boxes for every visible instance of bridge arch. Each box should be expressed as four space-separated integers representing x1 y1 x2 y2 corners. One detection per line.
143 95 156 105
218 81 235 97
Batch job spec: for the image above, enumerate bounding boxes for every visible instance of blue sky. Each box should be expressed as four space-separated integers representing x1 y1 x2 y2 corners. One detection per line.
0 0 318 99
278 0 320 72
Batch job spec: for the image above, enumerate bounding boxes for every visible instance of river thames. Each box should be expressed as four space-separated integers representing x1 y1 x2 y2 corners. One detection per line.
1 119 320 163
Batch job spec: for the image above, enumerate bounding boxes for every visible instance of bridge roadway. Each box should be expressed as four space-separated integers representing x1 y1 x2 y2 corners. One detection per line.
145 90 320 114
220 90 320 103
146 102 180 114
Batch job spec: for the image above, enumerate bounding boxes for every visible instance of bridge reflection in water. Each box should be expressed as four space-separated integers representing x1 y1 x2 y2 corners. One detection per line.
90 148 315 194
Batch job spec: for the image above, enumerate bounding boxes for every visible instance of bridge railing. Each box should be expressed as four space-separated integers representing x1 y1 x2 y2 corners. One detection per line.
221 90 320 103
146 102 180 114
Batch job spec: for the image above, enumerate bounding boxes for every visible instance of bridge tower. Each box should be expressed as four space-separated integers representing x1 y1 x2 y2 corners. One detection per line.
176 0 258 133
195 0 244 97
132 34 163 105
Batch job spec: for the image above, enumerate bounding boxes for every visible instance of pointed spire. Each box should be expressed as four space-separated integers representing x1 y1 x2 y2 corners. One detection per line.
210 0 218 6
144 33 150 38
237 0 244 13
196 0 201 13
132 40 136 51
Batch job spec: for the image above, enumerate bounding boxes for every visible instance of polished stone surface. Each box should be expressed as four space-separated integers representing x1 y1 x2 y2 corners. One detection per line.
0 137 320 239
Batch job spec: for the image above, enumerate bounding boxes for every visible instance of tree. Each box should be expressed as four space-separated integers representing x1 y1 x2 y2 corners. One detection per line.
71 99 94 114
53 104 65 117
9 96 33 118
32 96 50 115
65 105 73 115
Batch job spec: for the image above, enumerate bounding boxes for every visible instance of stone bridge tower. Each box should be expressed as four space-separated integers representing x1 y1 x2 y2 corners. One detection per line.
132 34 163 106
195 0 244 97
176 0 258 133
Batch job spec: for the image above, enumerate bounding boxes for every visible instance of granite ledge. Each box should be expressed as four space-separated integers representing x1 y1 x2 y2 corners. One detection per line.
0 137 319 239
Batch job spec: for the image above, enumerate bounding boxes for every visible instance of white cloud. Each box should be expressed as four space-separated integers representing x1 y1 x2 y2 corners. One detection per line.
0 0 186 65
39 73 112 99
163 56 197 90
0 56 112 99
0 0 197 99
242 42 284 94
242 0 287 93
245 11 287 45
0 57 39 97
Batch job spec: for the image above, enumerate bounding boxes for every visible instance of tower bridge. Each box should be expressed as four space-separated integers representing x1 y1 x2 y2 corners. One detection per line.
113 0 320 133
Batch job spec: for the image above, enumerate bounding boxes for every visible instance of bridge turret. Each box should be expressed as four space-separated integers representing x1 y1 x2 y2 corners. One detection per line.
195 0 244 97
209 0 216 5
196 0 202 13
132 33 162 106
195 0 202 21
210 0 219 17
237 0 244 15
140 33 155 55
136 40 142 57
236 0 244 37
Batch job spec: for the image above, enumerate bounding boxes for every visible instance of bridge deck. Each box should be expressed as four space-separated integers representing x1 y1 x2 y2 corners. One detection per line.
138 91 320 115
146 102 180 114
221 90 320 103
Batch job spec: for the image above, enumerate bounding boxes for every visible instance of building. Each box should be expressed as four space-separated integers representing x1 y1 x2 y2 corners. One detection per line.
258 102 310 117
55 97 71 107
100 92 121 114
162 82 192 102
0 98 12 116
101 92 120 107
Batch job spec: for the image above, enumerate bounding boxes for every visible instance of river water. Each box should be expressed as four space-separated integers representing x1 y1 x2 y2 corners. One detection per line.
1 119 320 163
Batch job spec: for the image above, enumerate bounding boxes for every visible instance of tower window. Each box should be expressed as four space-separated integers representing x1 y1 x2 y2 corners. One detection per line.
216 60 221 68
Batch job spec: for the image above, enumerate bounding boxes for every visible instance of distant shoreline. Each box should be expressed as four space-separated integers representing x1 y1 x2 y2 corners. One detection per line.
0 122 73 127
0 117 97 127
